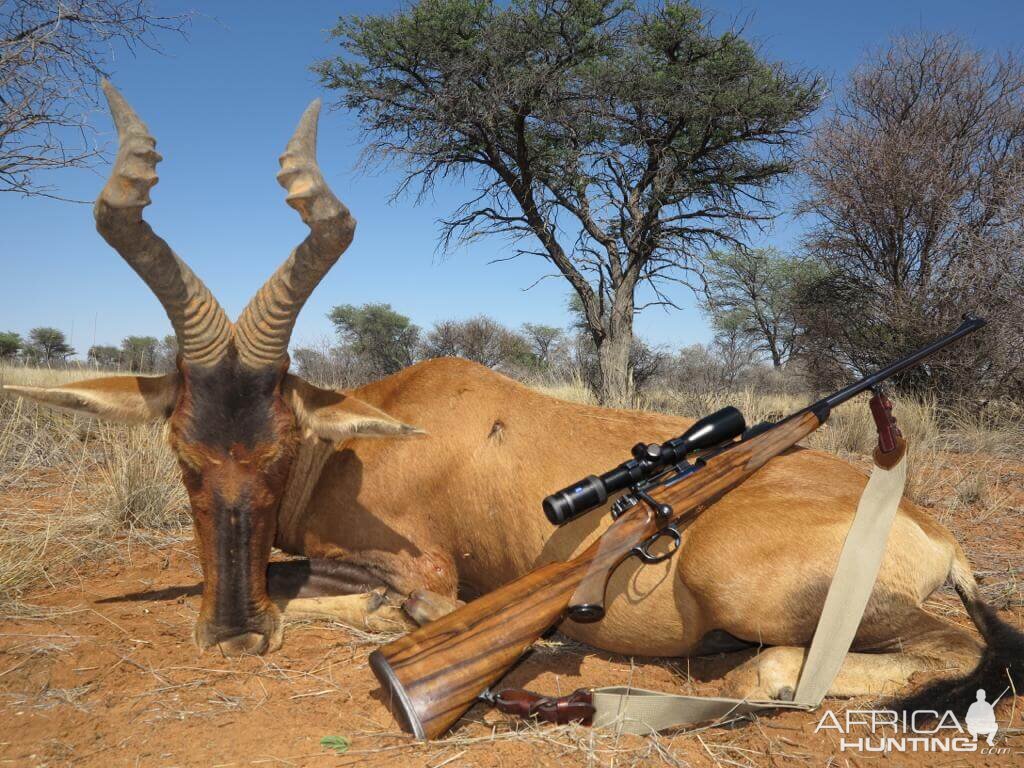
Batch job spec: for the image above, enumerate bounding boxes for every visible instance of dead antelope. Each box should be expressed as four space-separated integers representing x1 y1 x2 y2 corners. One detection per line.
6 84 1021 713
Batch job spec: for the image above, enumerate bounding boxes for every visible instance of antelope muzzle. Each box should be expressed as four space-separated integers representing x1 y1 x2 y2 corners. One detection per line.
191 493 283 655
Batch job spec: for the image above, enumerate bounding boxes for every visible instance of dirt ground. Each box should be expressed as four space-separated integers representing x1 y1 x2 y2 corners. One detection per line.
1 457 1023 767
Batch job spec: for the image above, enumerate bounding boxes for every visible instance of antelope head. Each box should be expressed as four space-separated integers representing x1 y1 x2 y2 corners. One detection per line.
3 83 419 655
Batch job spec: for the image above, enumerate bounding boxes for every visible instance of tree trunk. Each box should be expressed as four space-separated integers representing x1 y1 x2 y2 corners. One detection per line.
595 290 635 406
596 331 632 406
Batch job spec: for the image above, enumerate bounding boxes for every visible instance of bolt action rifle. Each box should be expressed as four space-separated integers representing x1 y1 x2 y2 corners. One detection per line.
370 316 986 740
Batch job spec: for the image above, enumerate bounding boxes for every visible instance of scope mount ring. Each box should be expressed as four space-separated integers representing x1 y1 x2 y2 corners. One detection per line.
631 524 682 564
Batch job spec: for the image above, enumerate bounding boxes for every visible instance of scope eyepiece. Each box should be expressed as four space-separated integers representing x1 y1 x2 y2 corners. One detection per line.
542 406 747 526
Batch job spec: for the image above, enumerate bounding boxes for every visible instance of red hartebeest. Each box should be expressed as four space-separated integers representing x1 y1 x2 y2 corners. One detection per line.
6 85 1021 711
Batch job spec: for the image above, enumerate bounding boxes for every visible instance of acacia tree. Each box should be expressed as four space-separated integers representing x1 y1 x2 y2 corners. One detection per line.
0 331 22 358
701 248 813 367
25 326 74 363
799 34 1024 400
88 344 121 367
522 323 564 368
1 0 190 196
120 335 158 372
329 303 420 377
317 0 821 403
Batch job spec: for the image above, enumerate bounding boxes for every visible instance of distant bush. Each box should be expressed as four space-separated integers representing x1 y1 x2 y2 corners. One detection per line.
420 316 535 373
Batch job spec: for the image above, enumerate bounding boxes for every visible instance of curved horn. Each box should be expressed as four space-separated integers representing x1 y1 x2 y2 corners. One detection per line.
234 100 356 369
94 81 231 367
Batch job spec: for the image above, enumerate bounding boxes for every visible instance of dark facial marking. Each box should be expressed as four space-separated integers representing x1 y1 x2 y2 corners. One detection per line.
170 355 298 642
213 489 253 631
185 357 283 450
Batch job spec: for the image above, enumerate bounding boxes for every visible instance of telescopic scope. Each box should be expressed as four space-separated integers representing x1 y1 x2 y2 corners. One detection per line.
542 406 746 525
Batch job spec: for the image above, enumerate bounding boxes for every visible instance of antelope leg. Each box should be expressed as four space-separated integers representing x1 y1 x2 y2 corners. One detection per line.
274 588 414 631
267 559 388 599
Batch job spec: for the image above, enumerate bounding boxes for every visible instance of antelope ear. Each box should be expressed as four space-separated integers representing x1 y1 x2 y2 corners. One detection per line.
2 374 178 423
284 374 424 442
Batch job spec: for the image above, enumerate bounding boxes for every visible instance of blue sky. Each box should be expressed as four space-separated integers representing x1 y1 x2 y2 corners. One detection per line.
2 0 1022 356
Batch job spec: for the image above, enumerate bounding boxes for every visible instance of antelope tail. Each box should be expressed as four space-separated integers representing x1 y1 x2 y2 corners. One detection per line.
894 546 1024 715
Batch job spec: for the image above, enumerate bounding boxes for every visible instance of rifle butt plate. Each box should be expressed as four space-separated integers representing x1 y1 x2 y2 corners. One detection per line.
369 650 427 740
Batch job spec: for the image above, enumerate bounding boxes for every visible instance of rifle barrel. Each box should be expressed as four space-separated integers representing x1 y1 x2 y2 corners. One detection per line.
822 316 985 411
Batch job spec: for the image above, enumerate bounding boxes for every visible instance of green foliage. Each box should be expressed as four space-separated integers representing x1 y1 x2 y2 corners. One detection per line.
319 735 350 754
521 323 564 367
88 344 121 368
701 249 821 367
317 0 821 403
120 336 159 373
328 303 420 376
25 327 74 363
0 332 22 358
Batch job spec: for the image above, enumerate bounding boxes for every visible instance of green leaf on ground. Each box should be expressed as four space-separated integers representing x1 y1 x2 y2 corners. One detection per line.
320 735 350 754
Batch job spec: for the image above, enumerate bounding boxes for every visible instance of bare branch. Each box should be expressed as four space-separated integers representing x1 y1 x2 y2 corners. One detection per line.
0 0 192 196
799 33 1024 400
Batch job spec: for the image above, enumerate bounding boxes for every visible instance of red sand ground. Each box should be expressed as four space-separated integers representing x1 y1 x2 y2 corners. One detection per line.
1 458 1022 767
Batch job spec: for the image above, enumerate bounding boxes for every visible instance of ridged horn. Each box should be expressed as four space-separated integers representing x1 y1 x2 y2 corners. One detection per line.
94 81 231 367
234 99 356 369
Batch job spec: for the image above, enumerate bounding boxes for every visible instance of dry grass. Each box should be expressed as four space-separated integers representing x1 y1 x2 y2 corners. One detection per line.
93 421 189 533
0 365 188 611
532 374 599 406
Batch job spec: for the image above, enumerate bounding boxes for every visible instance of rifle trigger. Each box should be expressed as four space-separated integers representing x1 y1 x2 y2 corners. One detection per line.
632 523 682 564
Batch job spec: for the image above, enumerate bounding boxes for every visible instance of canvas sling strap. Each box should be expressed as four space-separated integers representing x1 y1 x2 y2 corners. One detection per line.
491 391 908 735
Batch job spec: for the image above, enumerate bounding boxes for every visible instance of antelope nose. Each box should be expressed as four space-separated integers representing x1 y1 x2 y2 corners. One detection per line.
216 631 268 657
193 605 283 655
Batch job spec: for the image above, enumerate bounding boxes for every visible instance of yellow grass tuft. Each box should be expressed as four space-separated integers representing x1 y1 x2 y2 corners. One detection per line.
531 374 599 406
0 365 189 610
93 422 189 533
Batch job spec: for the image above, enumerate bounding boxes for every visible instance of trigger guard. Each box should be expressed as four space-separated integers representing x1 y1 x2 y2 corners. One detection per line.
631 525 681 564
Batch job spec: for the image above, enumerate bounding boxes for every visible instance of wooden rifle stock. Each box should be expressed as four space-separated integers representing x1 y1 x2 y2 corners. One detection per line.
370 408 825 740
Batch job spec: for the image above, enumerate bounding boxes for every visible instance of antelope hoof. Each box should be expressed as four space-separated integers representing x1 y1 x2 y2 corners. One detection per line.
402 589 464 626
720 647 803 702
